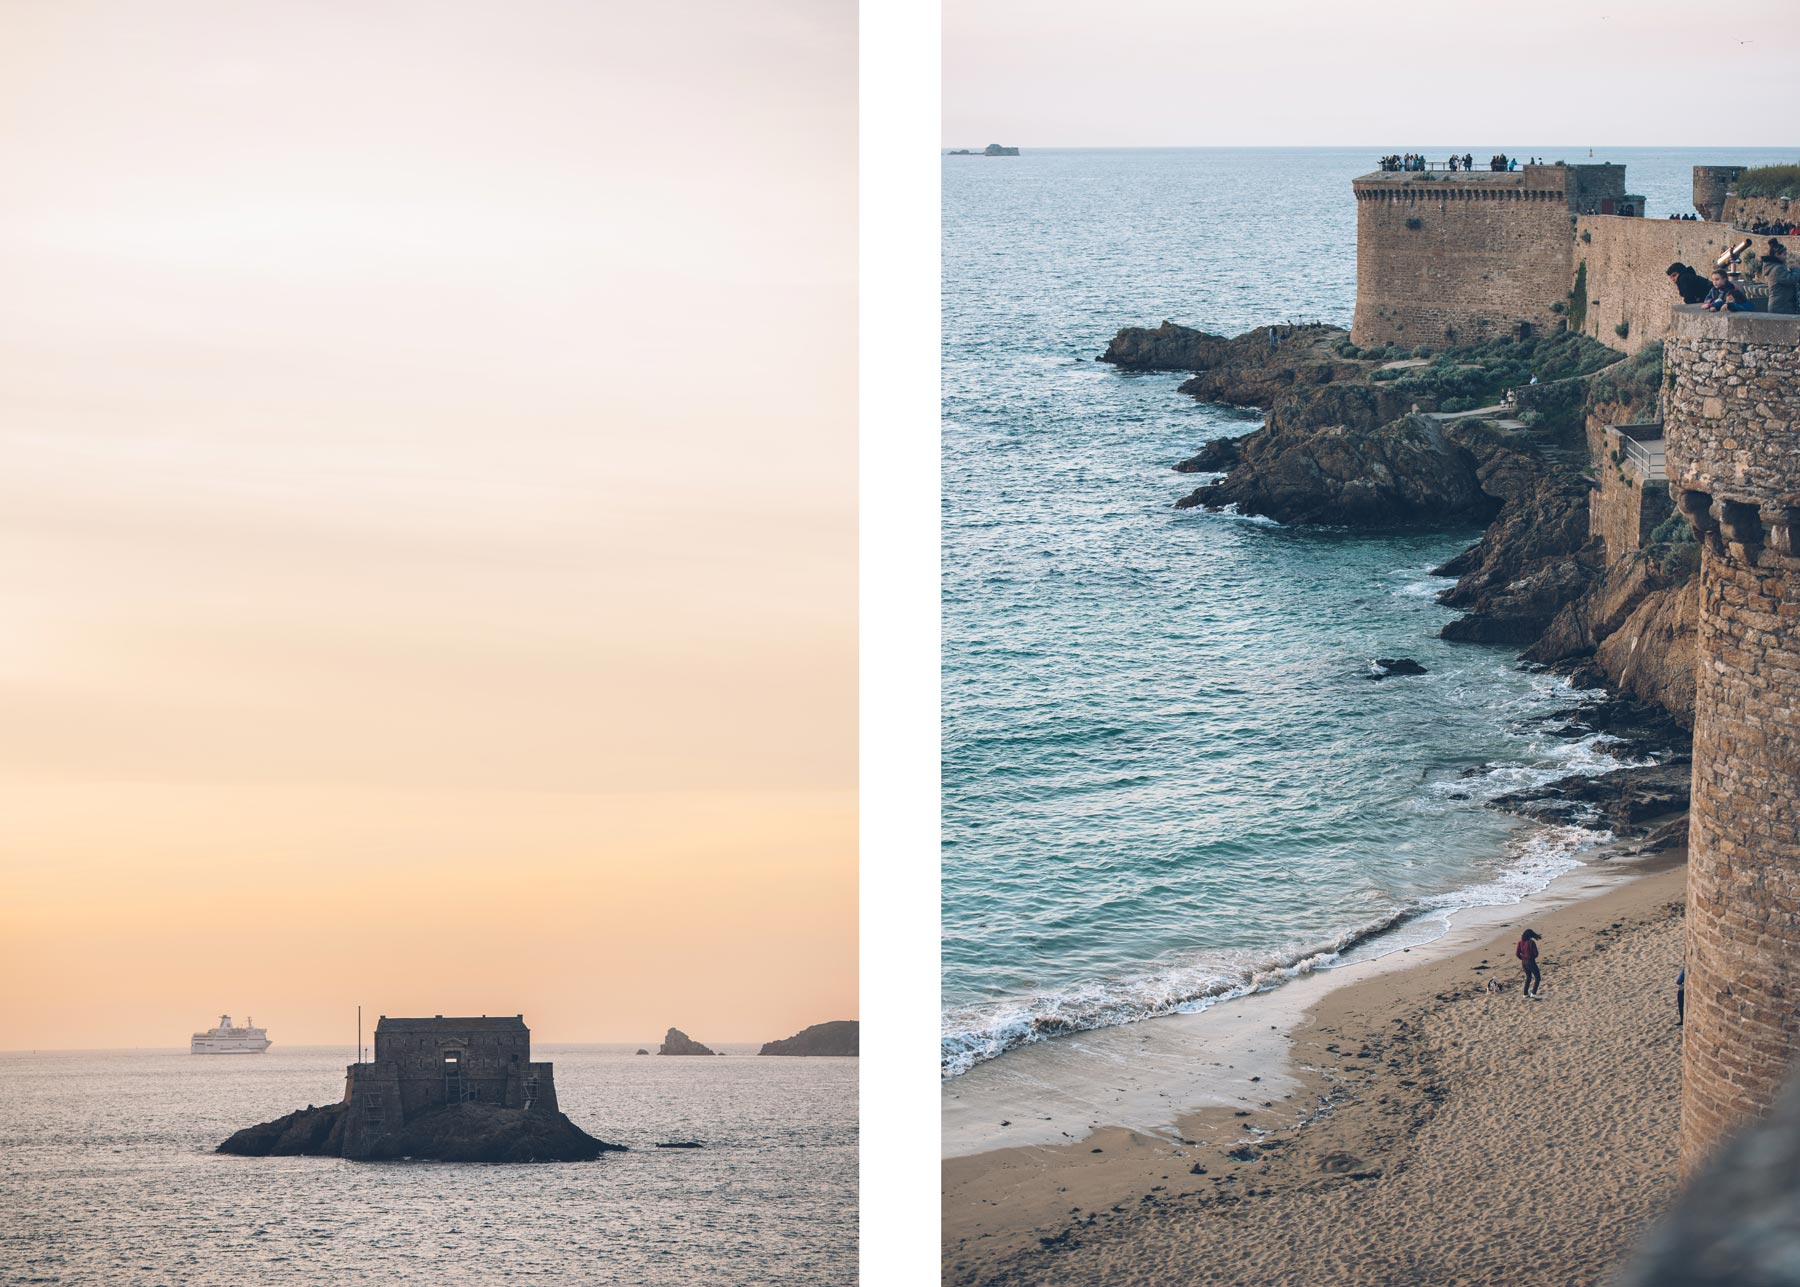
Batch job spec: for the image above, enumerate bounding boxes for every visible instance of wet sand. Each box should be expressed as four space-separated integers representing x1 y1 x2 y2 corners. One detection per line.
944 853 1687 1287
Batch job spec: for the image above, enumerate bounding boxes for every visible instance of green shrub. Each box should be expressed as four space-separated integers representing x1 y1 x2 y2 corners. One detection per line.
1734 163 1800 199
1551 301 1566 314
1615 321 1630 339
1649 511 1695 546
1405 216 1423 230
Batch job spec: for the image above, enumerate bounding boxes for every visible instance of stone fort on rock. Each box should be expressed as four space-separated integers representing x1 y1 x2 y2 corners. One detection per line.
1348 158 1800 1177
340 1014 559 1159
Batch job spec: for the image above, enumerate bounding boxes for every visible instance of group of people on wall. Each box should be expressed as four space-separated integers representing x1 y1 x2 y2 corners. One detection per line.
1667 238 1798 315
1375 153 1530 172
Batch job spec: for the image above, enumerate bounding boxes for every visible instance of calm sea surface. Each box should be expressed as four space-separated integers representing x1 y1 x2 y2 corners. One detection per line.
941 146 1789 1077
0 1045 854 1284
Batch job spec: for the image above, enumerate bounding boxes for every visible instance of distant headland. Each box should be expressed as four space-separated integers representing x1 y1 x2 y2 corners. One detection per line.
948 144 1019 156
760 1020 859 1056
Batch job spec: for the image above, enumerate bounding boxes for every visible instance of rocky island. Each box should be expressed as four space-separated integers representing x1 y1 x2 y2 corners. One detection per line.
658 1027 720 1056
217 1014 620 1163
759 1020 859 1056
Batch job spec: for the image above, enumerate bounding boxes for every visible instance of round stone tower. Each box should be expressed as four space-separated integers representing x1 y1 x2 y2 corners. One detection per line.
1691 166 1744 222
1663 306 1800 1176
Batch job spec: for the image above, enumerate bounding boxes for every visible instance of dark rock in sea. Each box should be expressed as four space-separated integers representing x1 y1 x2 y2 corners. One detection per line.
218 1101 621 1163
217 1103 347 1157
635 1048 649 1055
1177 414 1497 527
1366 657 1427 679
658 1027 718 1056
1488 759 1691 835
655 1141 704 1149
1173 435 1245 474
759 1020 859 1057
1100 321 1233 372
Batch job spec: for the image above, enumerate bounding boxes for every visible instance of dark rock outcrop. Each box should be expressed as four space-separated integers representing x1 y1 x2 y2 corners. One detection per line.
1177 414 1497 527
218 1101 620 1163
217 1103 346 1157
1365 658 1427 679
1099 321 1236 372
1433 479 1602 645
1173 435 1245 474
658 1028 718 1056
759 1020 859 1057
1490 760 1691 834
1526 554 1700 729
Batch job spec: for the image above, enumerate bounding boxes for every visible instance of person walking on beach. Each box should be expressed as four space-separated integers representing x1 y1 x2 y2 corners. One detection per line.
1517 928 1543 998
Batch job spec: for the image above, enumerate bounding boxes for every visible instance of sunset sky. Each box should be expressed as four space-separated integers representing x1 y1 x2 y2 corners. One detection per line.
945 0 1799 146
0 0 855 1048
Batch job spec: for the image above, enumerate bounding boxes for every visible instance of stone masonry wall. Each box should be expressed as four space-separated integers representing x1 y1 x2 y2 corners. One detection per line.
1723 194 1798 229
1663 306 1800 1176
1693 167 1744 222
1351 168 1582 347
1574 216 1744 355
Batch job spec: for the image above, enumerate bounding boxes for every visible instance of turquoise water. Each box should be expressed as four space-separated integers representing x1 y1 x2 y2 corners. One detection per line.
940 147 1781 1078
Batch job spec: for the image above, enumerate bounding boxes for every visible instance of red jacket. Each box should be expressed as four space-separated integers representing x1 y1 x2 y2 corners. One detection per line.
1517 938 1538 963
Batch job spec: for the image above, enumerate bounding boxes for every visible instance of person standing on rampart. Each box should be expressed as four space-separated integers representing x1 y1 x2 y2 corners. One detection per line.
1761 241 1797 315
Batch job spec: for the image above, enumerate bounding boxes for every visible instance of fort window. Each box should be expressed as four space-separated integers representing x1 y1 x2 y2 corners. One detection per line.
443 1049 465 1103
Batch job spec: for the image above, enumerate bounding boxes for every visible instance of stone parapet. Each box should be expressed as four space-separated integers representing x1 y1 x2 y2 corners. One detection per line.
1664 307 1800 512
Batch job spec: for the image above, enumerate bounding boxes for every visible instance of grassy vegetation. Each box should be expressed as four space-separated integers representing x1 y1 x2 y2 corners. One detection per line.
1588 340 1663 412
1735 164 1800 199
1367 329 1620 409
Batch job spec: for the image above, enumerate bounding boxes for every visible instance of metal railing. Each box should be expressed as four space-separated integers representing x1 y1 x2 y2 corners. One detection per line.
1617 433 1667 481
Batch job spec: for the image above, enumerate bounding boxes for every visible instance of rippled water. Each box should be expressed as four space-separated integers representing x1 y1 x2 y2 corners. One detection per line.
940 146 1780 1078
0 1045 854 1284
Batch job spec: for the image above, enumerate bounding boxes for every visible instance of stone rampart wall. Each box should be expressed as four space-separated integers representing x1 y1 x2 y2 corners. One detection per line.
1664 306 1800 1175
1574 217 1744 355
1723 194 1798 229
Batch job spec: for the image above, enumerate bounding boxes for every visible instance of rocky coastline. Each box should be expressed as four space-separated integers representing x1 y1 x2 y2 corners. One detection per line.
1102 319 1697 842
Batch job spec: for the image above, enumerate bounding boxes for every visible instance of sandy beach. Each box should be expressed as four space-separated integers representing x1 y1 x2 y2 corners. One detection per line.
944 852 1688 1287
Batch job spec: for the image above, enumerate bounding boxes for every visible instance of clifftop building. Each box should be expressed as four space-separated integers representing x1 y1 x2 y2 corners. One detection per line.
1351 163 1637 348
338 1014 559 1160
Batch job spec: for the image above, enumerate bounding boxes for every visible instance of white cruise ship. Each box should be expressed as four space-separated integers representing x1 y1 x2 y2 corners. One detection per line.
190 1014 271 1054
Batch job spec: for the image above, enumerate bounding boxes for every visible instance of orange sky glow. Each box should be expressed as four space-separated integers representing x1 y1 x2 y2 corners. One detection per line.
0 0 856 1049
